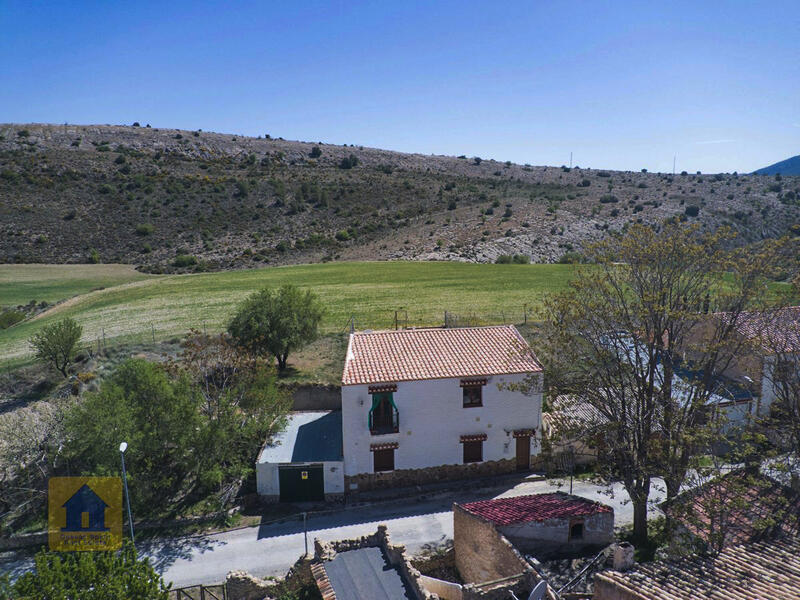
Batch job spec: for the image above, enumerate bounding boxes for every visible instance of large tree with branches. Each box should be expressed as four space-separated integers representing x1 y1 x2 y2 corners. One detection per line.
537 222 789 543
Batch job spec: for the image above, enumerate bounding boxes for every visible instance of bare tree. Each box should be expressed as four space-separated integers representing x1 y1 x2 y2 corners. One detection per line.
536 223 787 543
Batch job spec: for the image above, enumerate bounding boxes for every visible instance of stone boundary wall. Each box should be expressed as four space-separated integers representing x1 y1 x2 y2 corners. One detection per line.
346 458 516 493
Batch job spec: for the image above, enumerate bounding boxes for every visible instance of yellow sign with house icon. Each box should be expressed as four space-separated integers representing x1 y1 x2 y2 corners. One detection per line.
48 477 123 551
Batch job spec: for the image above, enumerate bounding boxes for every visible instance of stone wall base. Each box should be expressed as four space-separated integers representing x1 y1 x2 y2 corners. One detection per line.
346 458 516 493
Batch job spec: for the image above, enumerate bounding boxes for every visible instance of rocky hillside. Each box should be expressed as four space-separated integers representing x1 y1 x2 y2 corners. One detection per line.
1 123 798 271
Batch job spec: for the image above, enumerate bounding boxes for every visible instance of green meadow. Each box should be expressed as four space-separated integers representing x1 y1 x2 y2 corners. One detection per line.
0 262 580 365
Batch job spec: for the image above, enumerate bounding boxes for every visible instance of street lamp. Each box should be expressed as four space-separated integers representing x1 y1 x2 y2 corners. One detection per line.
119 442 134 545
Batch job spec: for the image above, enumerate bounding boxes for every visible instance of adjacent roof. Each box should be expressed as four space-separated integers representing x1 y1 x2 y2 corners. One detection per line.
459 492 612 527
542 395 607 440
595 537 800 600
664 469 800 548
730 306 800 354
320 547 414 600
257 411 343 464
342 325 542 386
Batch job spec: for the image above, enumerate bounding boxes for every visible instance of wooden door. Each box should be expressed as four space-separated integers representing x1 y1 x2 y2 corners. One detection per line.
515 436 530 471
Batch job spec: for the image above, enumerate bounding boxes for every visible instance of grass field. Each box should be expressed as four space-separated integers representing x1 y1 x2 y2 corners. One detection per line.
0 262 580 365
0 264 150 307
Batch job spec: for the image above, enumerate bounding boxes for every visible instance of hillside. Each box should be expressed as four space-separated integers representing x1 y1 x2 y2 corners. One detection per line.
1 123 799 271
754 155 800 176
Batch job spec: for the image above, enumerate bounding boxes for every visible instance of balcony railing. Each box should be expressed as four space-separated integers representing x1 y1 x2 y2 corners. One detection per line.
369 410 399 435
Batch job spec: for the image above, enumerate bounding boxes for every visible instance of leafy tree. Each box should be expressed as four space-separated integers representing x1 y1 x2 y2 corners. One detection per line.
309 145 322 158
12 542 169 599
537 223 787 544
63 359 200 514
29 317 82 377
167 332 291 500
228 285 324 371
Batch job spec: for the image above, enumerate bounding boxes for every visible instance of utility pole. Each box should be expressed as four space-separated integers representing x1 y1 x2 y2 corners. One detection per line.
673 155 676 176
119 442 135 546
569 152 573 169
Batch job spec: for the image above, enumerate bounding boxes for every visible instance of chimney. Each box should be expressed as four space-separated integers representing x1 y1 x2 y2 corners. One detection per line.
613 542 635 571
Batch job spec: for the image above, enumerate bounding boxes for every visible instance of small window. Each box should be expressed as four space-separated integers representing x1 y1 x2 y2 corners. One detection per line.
463 440 483 463
463 385 483 408
569 522 584 540
373 448 395 472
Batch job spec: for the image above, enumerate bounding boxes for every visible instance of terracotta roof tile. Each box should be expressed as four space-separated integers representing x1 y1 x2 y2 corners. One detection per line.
459 492 612 526
723 306 800 353
342 325 542 386
596 537 800 600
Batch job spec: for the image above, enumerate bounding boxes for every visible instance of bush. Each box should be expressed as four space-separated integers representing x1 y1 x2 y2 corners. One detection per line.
579 179 591 187
685 205 700 217
512 254 530 264
473 157 482 165
335 229 351 241
503 207 513 217
17 129 29 138
600 195 619 203
172 254 197 267
98 184 113 194
114 154 126 164
448 200 457 210
135 223 154 236
12 542 169 600
88 248 100 263
309 146 322 158
495 254 513 264
339 154 359 169
0 309 25 330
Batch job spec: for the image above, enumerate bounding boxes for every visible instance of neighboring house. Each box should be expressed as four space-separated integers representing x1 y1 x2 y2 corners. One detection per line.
664 468 800 549
541 395 606 468
724 306 800 422
594 537 800 600
341 325 544 492
256 411 344 503
454 492 614 566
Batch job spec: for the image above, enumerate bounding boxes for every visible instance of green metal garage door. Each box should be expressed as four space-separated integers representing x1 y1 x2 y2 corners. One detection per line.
279 465 324 502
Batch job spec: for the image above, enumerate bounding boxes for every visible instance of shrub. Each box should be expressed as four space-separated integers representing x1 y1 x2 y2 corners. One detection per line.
135 223 154 236
114 154 126 164
88 248 100 263
335 230 351 241
0 309 25 330
172 254 198 267
503 207 513 217
448 200 457 210
597 171 610 177
495 254 513 264
309 146 322 158
512 254 530 264
685 205 700 217
600 194 619 203
98 184 113 194
17 129 29 138
579 179 591 187
473 157 482 165
339 154 359 169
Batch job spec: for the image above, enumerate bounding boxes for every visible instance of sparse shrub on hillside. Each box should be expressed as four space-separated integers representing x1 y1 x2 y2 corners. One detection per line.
309 146 322 158
135 223 155 236
503 207 513 217
600 194 618 203
447 200 457 210
114 154 126 164
17 129 29 138
339 154 359 169
88 248 100 263
335 229 351 241
685 205 700 217
98 184 113 194
597 171 610 178
473 157 482 165
234 180 249 198
496 254 513 264
172 254 198 267
579 179 591 187
495 254 529 264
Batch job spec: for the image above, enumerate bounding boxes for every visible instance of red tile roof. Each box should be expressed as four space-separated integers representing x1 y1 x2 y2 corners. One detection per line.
731 306 800 353
342 325 542 386
459 492 612 526
595 537 800 600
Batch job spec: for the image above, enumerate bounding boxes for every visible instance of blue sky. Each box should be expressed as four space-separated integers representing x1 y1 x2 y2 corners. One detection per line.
1 0 798 173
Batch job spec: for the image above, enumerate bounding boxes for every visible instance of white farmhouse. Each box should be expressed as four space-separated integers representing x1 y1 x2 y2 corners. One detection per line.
341 325 543 493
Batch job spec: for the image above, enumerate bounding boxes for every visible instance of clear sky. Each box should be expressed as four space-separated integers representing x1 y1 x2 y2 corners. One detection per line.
1 0 798 173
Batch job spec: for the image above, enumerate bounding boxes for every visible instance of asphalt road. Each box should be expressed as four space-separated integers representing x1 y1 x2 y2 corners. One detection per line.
0 475 666 589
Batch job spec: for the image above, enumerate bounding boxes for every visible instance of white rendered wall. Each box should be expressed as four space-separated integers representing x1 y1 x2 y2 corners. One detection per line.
341 373 542 478
256 461 344 497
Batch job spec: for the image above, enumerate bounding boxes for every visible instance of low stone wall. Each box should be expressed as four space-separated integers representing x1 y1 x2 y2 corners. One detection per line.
0 532 47 551
420 575 463 600
225 555 314 600
345 458 516 493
